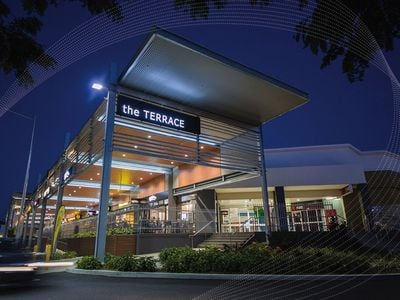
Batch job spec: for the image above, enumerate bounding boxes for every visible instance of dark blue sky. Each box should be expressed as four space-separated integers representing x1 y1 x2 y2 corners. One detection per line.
0 2 398 218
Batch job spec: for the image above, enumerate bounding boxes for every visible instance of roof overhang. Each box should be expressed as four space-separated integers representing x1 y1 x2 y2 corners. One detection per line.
118 29 309 126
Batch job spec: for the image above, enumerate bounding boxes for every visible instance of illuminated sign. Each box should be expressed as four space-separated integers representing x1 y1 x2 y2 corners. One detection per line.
117 95 201 134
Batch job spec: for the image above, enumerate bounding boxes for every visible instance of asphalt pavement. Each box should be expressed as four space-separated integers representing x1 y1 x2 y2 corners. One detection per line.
0 272 399 300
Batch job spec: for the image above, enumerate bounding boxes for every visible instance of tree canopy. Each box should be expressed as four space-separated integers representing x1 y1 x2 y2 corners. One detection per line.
175 0 400 82
0 0 399 86
0 0 122 86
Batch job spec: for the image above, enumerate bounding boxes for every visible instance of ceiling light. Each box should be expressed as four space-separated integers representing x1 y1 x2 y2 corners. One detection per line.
147 135 152 139
90 178 93 181
200 146 204 149
122 154 126 157
149 172 153 175
73 190 76 193
134 145 138 149
78 186 82 189
140 177 143 180
170 161 174 165
184 154 188 157
97 172 100 176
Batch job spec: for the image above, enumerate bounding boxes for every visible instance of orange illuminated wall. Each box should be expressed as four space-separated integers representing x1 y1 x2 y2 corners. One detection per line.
178 164 221 187
138 175 165 198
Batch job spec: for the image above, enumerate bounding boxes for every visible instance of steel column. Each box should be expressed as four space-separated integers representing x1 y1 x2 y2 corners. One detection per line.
22 211 30 245
274 186 288 231
28 204 37 247
36 199 47 252
259 125 271 243
52 165 65 254
95 90 116 262
16 117 36 240
166 172 176 222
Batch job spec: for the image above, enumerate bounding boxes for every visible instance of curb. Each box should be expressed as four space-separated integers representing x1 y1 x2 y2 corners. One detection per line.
66 269 400 281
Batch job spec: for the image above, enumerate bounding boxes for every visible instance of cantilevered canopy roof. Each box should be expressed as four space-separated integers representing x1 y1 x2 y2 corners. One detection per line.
118 30 309 126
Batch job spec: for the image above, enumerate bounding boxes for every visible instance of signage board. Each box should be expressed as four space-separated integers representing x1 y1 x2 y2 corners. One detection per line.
117 95 201 134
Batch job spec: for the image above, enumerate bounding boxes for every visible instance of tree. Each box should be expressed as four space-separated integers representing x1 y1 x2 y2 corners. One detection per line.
174 0 400 82
0 0 122 86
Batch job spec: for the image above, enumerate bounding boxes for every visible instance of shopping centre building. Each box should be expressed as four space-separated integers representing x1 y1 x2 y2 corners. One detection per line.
5 30 400 258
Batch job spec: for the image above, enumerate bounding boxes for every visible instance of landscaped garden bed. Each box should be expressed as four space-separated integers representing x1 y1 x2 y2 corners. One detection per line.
75 243 400 274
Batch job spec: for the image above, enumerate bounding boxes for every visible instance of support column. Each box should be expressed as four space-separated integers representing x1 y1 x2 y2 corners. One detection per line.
4 201 14 237
52 179 65 254
166 172 176 222
259 125 271 242
95 90 116 262
358 184 373 230
28 204 37 248
274 186 288 231
22 211 30 246
37 199 47 252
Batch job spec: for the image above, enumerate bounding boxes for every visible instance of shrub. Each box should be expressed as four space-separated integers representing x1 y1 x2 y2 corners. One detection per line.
159 244 392 275
159 247 243 273
370 257 400 273
72 228 134 238
159 247 198 273
104 255 158 272
104 255 135 271
76 256 102 270
135 256 157 272
73 231 96 238
51 250 77 260
107 227 134 235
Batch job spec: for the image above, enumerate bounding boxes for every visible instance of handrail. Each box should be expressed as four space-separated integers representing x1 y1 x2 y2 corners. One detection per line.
242 216 256 224
190 220 214 248
336 214 347 222
242 232 255 248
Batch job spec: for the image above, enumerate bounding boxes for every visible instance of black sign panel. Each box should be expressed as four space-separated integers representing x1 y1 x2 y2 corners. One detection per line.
116 95 200 134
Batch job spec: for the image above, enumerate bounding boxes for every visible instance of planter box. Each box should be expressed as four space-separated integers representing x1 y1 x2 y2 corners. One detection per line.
60 235 137 256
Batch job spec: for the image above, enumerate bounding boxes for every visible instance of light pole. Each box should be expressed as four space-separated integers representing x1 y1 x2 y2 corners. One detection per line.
11 110 36 244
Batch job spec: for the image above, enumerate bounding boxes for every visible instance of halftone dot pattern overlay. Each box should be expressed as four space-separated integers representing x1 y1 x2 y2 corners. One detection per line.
1 1 399 299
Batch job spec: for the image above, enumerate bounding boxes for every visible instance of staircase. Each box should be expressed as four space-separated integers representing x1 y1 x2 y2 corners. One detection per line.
197 232 255 249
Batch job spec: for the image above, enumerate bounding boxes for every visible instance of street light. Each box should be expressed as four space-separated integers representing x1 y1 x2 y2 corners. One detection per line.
91 83 104 90
10 110 36 243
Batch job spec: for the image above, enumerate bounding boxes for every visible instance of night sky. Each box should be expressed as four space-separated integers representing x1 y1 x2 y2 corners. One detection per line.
0 2 398 219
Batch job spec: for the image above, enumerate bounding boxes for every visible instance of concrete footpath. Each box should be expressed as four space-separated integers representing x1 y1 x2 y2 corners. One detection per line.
66 268 400 281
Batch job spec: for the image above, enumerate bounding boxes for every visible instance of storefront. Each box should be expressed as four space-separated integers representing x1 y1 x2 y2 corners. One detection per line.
7 29 311 259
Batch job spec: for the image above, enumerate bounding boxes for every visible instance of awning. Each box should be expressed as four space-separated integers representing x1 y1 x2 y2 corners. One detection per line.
118 29 308 126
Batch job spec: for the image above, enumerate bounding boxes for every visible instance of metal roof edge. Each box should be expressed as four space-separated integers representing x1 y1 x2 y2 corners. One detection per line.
264 143 362 154
118 27 309 101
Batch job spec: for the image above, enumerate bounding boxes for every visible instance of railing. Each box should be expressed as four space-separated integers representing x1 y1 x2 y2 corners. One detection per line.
190 220 214 248
241 216 257 232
